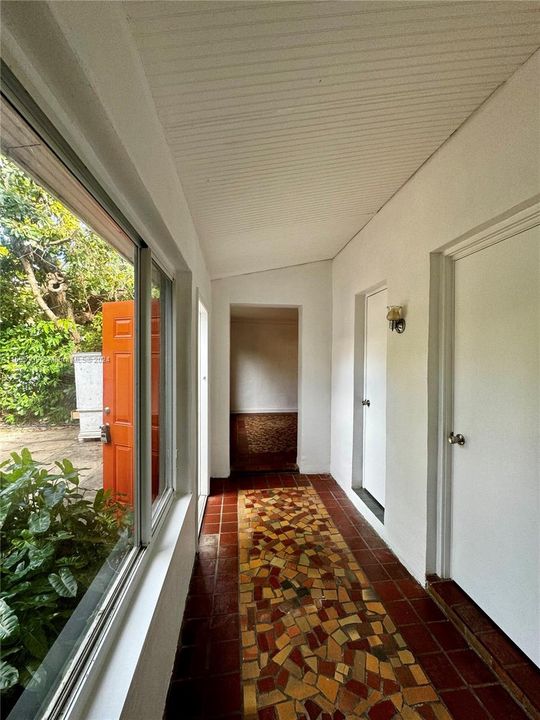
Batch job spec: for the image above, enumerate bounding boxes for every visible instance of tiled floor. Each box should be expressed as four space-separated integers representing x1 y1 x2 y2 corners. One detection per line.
164 475 533 720
427 577 540 719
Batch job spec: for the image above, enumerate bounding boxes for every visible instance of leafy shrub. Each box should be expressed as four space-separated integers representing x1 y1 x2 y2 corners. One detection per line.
78 311 102 353
0 319 75 425
0 449 131 704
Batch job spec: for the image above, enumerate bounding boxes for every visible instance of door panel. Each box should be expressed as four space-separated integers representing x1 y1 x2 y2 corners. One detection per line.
102 300 161 506
102 301 135 506
363 288 388 507
451 227 539 665
151 300 160 500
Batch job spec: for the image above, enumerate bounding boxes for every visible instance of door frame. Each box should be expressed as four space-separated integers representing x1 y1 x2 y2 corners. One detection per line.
352 282 387 503
227 303 302 473
197 292 210 530
431 197 540 578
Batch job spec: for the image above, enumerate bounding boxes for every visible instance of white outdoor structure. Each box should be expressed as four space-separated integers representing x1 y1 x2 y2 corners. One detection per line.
73 352 103 441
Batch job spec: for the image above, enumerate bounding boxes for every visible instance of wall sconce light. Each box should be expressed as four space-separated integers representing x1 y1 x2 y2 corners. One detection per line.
387 305 406 333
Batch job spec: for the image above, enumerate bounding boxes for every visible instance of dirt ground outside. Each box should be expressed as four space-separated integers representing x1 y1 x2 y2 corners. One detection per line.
0 425 103 495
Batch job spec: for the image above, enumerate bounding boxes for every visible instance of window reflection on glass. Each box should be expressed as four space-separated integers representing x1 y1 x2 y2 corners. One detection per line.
151 263 172 507
0 129 136 716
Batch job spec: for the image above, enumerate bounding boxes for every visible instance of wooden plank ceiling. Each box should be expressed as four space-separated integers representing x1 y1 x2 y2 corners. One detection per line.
124 1 540 278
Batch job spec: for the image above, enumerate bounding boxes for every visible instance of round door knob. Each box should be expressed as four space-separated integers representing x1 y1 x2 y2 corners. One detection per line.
448 432 465 446
362 399 370 407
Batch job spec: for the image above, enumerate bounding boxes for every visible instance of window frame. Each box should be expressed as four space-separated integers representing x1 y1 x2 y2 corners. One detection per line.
150 261 176 534
1 62 178 719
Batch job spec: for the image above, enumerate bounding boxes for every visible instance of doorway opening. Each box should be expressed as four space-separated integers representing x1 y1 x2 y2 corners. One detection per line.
197 298 209 527
352 286 388 523
229 305 299 474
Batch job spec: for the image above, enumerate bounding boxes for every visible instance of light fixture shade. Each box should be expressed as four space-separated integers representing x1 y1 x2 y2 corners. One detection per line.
386 305 402 322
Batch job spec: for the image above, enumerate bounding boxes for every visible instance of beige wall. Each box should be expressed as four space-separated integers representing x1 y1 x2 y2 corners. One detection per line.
231 318 299 413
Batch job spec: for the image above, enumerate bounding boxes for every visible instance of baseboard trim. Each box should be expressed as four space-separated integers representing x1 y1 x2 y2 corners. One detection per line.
230 408 298 414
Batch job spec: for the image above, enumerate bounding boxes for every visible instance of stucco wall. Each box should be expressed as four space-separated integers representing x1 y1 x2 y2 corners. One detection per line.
330 51 540 581
231 318 299 413
212 261 332 477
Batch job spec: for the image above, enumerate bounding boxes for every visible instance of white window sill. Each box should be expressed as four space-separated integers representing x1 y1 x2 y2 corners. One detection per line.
61 492 195 720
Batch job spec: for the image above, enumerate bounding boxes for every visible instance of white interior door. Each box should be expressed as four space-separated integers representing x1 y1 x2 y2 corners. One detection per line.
451 226 539 665
198 300 209 524
363 288 388 507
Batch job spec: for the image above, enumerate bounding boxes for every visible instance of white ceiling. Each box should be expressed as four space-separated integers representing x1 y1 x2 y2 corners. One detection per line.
124 1 540 278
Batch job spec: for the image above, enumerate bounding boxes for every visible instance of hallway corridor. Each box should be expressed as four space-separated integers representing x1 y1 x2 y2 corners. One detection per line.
164 476 531 720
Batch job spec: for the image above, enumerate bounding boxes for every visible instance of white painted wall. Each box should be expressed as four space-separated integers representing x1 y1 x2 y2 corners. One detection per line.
212 261 332 476
230 318 298 413
331 51 540 582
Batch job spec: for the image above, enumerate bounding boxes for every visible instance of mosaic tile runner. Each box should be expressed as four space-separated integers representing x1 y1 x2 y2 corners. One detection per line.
238 487 453 720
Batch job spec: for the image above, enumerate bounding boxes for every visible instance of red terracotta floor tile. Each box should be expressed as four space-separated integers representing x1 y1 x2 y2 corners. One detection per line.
420 652 465 691
478 630 528 667
396 577 426 599
172 643 208 679
363 563 391 581
440 688 491 720
385 600 420 626
431 580 471 607
208 640 240 675
181 617 210 646
165 678 205 718
453 602 495 633
213 592 238 616
184 594 213 618
210 613 240 642
205 672 242 716
475 684 532 720
410 597 446 623
371 580 403 601
429 621 469 652
507 664 540 711
448 649 496 686
399 623 440 654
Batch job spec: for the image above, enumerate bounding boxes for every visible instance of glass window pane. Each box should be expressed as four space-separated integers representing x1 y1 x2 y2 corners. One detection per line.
0 114 136 717
151 263 172 508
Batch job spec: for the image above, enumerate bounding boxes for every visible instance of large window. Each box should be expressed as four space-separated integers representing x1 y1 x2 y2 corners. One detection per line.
0 92 173 718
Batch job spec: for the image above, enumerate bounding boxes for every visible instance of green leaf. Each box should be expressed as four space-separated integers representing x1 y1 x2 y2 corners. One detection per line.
28 543 54 569
0 660 19 690
0 599 19 641
48 567 77 598
21 621 49 660
28 509 51 534
43 481 66 507
0 496 12 529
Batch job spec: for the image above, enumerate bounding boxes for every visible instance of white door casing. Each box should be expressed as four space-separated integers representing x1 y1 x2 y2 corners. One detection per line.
450 225 539 665
198 298 209 527
363 288 388 507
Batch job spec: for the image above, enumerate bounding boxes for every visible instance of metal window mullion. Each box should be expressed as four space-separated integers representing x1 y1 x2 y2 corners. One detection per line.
137 246 153 546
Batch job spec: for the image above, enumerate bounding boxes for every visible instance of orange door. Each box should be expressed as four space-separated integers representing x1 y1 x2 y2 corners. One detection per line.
150 299 160 500
102 301 135 506
102 300 161 505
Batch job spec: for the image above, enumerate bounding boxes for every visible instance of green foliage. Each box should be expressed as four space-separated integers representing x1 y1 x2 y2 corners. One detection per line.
0 155 134 331
0 154 134 423
0 449 131 702
0 319 76 425
78 312 103 353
